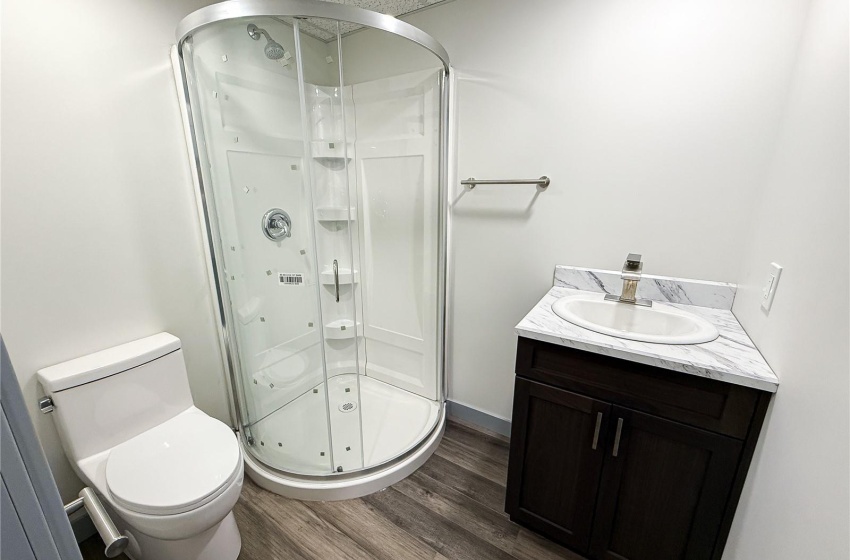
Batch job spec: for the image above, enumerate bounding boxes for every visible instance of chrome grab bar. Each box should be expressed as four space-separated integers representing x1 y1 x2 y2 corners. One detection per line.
461 176 550 189
65 487 129 558
333 259 340 302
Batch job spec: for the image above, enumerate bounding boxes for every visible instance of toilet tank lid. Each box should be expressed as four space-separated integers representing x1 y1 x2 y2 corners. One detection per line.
37 333 182 393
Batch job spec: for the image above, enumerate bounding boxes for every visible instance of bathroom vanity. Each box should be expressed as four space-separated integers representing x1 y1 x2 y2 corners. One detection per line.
507 266 779 560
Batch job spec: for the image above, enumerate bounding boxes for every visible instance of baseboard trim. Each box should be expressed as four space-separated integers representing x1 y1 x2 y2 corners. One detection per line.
69 509 96 544
446 400 511 437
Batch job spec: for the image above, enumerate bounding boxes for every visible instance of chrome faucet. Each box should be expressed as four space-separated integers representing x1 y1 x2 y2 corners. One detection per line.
604 253 653 307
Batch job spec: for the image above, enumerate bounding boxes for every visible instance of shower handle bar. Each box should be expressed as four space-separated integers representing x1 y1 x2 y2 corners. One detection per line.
333 260 340 303
462 176 550 189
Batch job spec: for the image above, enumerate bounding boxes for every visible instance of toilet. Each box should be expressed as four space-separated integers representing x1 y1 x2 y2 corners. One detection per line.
37 332 243 560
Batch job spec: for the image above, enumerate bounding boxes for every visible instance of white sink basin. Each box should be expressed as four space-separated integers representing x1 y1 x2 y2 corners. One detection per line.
551 294 719 345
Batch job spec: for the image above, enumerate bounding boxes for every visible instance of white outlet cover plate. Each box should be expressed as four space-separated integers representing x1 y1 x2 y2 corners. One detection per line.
761 262 783 311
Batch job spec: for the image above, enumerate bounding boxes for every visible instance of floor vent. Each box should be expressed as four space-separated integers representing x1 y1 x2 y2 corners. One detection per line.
338 402 357 413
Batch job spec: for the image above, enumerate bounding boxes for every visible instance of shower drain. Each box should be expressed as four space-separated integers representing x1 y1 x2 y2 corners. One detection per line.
338 401 358 413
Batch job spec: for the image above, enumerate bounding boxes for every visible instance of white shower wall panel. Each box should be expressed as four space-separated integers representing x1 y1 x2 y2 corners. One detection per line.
352 69 441 401
225 150 325 419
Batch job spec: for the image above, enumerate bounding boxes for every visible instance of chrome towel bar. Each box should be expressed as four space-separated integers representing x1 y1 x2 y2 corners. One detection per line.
65 487 129 558
461 176 550 189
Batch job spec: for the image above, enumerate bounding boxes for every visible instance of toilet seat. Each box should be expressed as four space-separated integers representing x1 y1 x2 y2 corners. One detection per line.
105 409 241 516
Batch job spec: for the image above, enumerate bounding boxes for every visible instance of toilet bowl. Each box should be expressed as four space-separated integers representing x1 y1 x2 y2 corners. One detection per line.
37 333 243 560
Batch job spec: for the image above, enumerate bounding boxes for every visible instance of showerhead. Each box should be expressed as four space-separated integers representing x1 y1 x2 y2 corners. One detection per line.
247 23 285 60
264 40 286 60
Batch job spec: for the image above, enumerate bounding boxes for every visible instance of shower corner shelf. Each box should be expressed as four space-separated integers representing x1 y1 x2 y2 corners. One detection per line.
315 206 356 222
323 319 363 340
311 140 352 161
320 268 359 285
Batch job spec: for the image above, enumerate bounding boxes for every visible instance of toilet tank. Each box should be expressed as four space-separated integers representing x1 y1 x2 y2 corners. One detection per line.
37 333 195 463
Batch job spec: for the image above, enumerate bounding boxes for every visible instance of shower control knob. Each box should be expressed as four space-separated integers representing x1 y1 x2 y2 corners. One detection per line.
262 208 292 241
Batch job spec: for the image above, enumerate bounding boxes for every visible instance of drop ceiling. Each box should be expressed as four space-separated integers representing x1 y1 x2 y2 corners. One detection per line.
285 0 450 42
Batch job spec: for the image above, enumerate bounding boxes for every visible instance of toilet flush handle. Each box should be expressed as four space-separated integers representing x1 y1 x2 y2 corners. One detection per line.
38 396 54 414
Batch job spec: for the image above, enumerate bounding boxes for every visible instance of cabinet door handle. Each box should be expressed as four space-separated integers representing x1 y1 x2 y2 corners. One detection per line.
591 412 603 450
612 417 624 457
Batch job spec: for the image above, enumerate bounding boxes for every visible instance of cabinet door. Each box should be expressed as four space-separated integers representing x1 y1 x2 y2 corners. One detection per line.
590 407 742 560
507 378 612 552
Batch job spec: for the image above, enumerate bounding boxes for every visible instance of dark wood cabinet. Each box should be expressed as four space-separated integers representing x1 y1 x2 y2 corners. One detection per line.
507 338 771 560
506 379 611 550
589 406 741 560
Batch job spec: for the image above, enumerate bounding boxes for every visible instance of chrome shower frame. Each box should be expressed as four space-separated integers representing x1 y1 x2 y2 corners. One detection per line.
176 0 450 66
174 0 452 496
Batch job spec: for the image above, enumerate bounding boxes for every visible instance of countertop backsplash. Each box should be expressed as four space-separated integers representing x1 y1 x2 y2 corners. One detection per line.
553 265 737 310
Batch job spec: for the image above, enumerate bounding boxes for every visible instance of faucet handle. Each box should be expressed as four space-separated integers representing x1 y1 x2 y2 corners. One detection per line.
625 253 642 266
622 253 643 278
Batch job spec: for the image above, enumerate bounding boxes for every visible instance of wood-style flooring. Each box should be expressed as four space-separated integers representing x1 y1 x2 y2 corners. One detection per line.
80 419 580 560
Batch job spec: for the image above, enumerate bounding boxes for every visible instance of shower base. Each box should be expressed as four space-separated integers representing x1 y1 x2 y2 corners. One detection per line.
242 374 444 501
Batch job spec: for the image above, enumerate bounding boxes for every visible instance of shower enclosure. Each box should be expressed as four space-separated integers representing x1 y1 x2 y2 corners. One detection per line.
175 0 450 499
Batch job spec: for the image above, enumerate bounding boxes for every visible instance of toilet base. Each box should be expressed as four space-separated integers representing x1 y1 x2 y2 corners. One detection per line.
125 511 241 560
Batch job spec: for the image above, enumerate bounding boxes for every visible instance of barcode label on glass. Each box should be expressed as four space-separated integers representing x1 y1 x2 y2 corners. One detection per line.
279 273 303 285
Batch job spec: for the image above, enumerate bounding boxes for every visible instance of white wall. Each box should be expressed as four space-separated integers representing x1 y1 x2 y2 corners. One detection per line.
0 0 226 501
343 0 812 419
723 0 849 556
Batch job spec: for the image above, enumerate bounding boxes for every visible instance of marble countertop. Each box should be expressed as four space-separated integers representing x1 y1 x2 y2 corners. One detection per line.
515 286 779 392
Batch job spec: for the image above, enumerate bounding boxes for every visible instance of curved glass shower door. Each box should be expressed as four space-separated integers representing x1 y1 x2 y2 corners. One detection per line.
180 9 446 479
183 16 346 475
338 25 444 468
293 18 366 474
